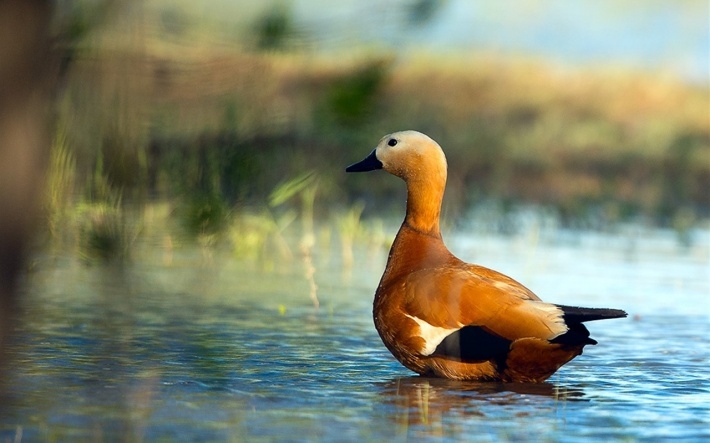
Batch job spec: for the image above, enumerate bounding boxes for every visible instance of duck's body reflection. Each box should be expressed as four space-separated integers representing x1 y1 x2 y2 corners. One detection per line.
377 376 586 438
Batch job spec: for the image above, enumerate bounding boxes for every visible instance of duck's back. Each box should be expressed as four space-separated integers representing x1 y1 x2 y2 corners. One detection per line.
373 225 586 382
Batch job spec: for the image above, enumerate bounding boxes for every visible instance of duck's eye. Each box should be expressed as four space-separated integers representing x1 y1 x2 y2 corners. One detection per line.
387 139 398 147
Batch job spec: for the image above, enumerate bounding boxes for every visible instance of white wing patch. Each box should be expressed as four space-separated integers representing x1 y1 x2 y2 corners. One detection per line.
405 314 461 356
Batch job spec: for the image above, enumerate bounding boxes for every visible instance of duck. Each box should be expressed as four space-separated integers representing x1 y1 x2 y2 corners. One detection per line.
346 130 627 382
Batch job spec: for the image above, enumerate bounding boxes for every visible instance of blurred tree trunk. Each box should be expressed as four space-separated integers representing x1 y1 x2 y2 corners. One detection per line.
0 0 52 371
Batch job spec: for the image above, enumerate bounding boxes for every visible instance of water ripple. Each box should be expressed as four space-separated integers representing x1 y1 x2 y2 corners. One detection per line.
2 232 708 442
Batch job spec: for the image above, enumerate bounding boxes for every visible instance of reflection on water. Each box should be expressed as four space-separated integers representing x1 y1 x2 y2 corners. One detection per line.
377 377 587 440
1 226 708 441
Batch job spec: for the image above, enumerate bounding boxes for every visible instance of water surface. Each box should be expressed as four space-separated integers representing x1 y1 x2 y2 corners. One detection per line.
1 225 708 441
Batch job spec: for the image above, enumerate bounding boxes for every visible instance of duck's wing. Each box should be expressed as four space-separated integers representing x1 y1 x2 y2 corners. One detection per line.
400 266 593 360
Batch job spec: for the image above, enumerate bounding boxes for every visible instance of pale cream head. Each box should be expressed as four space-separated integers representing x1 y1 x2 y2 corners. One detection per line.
371 130 448 235
373 130 448 183
345 130 449 234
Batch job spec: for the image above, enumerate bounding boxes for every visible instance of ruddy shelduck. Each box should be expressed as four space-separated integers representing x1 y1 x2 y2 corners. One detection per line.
346 130 627 382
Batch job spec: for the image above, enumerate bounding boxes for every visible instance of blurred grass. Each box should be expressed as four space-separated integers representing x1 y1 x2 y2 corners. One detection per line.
45 2 709 262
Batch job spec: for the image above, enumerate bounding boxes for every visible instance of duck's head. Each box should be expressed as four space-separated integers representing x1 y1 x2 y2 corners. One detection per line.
346 130 447 183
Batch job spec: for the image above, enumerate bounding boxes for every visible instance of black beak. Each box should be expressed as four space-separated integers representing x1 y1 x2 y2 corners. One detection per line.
345 150 383 172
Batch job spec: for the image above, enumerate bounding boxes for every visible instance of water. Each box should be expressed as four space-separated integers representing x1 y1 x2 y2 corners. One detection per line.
1 224 709 442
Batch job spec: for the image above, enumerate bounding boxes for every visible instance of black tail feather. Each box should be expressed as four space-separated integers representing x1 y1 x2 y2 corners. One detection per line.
550 322 597 346
556 305 628 323
549 305 627 347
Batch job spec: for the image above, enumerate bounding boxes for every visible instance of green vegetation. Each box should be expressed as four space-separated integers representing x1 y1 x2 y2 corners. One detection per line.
43 2 709 264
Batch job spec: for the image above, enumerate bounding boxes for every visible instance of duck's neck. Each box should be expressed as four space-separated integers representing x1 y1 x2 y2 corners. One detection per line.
404 176 445 237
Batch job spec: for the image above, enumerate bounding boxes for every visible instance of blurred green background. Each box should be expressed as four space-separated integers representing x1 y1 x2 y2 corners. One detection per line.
45 0 709 262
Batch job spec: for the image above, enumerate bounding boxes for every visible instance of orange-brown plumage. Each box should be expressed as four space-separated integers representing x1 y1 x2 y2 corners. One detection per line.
347 130 627 382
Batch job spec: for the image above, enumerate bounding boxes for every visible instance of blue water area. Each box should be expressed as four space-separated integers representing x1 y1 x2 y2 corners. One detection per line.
1 225 708 441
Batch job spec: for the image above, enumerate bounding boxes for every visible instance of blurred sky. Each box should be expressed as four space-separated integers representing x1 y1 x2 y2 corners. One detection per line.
288 0 708 83
203 0 709 84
